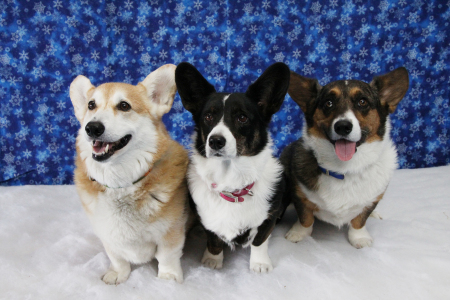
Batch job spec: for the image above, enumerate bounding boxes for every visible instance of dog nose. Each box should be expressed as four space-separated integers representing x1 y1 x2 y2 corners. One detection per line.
209 135 226 150
334 120 353 136
85 121 105 138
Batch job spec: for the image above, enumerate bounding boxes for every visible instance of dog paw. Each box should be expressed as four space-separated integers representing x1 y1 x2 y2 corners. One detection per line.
285 221 313 243
350 237 373 249
101 269 129 285
370 210 383 220
158 271 183 283
201 248 223 270
348 225 373 249
202 257 223 269
250 262 273 273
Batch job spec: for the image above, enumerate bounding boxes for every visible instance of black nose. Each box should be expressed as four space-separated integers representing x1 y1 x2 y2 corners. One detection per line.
85 121 105 138
209 135 226 150
334 120 353 136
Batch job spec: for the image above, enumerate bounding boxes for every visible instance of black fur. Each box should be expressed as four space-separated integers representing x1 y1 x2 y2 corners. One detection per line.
176 62 290 249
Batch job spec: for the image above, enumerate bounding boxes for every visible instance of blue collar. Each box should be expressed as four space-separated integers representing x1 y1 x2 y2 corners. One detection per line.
318 166 345 180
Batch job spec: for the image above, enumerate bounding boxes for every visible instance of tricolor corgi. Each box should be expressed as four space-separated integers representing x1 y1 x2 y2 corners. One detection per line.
281 67 409 248
175 62 290 272
70 64 189 284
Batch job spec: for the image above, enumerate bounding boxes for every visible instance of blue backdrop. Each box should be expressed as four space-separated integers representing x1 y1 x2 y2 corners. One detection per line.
0 0 449 185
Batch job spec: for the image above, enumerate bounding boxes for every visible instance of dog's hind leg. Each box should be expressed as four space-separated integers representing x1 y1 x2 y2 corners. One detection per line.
101 245 131 285
285 186 315 243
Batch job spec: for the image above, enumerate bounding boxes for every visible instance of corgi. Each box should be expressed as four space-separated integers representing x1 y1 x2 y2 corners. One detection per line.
69 64 189 284
175 62 290 272
281 67 409 248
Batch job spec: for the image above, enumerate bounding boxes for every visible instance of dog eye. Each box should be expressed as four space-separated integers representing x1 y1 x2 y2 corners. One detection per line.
358 98 368 107
237 114 248 123
325 100 333 108
88 100 96 110
118 101 131 111
204 113 213 124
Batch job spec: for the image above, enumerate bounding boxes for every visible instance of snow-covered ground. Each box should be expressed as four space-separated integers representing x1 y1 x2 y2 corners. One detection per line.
1 166 449 300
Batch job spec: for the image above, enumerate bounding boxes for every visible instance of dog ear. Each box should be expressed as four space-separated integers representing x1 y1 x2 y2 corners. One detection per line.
370 67 409 114
245 62 290 123
288 71 321 114
69 75 95 122
139 64 178 118
175 62 216 115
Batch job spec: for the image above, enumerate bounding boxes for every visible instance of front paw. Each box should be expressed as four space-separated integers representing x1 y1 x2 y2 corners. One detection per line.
101 269 130 285
250 261 273 273
349 236 373 249
285 220 313 243
158 271 183 283
348 226 373 249
201 248 223 270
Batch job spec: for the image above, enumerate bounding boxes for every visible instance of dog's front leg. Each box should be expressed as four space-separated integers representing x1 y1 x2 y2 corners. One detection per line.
250 218 277 273
156 227 185 283
101 244 131 285
285 187 315 243
348 195 382 248
201 229 225 269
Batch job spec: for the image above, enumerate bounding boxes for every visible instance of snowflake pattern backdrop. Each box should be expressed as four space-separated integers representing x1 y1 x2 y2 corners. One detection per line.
0 0 449 185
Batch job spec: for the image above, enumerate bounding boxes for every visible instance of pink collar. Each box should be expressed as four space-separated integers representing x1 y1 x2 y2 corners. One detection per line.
218 182 255 203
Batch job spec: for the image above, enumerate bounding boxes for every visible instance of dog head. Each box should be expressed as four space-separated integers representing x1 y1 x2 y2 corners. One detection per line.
70 64 177 187
175 62 290 159
289 67 409 162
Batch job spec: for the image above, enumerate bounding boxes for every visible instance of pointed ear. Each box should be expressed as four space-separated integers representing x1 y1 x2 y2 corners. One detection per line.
245 62 290 123
139 64 178 118
175 62 216 115
288 71 321 113
370 67 409 114
69 75 95 122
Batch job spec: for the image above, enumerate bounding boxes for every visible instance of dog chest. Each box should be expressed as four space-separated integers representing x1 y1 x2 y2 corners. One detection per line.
302 151 396 226
87 189 166 249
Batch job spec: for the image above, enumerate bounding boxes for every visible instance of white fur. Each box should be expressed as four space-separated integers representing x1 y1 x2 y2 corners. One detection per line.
288 117 397 248
205 118 237 158
348 225 373 249
250 237 273 273
71 65 186 283
330 110 362 142
201 248 224 269
285 219 313 243
189 137 282 245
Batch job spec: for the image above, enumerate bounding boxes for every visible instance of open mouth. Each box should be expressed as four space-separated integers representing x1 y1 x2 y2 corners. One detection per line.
91 134 132 162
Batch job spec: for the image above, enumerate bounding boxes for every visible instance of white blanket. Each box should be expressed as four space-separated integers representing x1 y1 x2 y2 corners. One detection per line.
1 166 449 300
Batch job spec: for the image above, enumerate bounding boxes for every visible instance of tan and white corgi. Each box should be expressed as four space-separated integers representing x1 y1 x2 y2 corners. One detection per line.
281 67 409 248
69 64 189 284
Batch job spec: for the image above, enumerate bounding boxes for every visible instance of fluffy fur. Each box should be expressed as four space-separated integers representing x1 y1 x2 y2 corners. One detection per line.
282 67 409 248
70 64 190 284
175 62 290 272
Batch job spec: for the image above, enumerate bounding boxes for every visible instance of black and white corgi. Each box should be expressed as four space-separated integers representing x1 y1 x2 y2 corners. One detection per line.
175 62 290 272
281 67 409 248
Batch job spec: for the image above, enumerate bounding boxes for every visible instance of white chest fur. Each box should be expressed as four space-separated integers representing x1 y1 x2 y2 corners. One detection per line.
81 186 167 264
302 135 398 227
188 145 282 245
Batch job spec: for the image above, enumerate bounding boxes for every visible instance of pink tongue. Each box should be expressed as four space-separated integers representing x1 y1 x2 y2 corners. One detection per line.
335 139 356 161
93 141 107 153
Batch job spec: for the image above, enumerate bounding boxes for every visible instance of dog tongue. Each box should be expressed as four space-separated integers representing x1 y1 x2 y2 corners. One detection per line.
93 141 107 153
335 139 356 161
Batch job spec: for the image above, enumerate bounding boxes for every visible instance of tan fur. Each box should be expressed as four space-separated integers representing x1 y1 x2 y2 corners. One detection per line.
295 185 317 228
350 193 384 229
71 65 190 283
349 87 361 98
355 109 382 143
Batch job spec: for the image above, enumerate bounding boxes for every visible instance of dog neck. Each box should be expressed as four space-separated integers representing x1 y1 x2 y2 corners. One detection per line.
190 135 280 193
